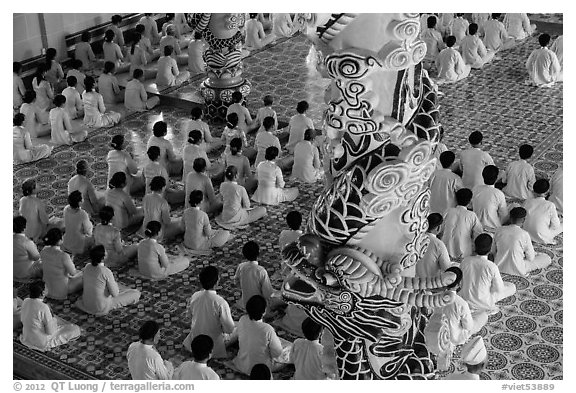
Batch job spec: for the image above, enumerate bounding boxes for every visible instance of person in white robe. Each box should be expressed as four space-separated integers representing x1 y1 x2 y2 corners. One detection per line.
183 191 231 252
471 13 490 36
13 113 51 165
291 129 323 183
415 213 452 278
548 165 562 216
429 151 463 215
503 13 536 40
68 160 105 217
493 207 552 277
147 120 183 177
442 189 484 260
438 13 454 37
471 165 508 232
522 179 562 244
137 221 189 279
139 176 183 241
459 234 517 315
445 336 487 380
61 77 84 120
187 31 207 76
290 318 329 380
245 13 275 50
460 23 496 69
82 76 121 128
271 13 294 38
127 320 174 380
20 281 81 352
13 216 43 280
252 147 299 205
155 45 190 89
14 62 26 112
526 33 562 87
482 14 516 52
550 35 563 80
435 35 471 84
174 335 220 380
279 211 303 251
421 16 445 66
502 144 536 200
286 101 315 154
124 69 161 111
50 95 88 146
19 91 51 139
182 266 235 359
449 14 469 45
234 241 275 310
458 131 495 189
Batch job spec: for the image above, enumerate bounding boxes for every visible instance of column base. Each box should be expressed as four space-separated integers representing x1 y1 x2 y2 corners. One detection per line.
199 79 252 122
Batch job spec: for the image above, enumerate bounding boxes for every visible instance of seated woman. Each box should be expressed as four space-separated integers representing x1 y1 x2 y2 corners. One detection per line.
75 32 97 72
221 113 250 159
20 90 51 138
13 288 24 331
103 30 130 75
225 138 257 194
182 130 211 180
13 113 51 164
137 221 190 279
159 25 188 66
125 69 161 112
184 190 231 253
49 94 88 146
61 191 94 256
291 128 323 183
40 228 83 300
155 45 190 89
98 62 125 105
13 216 43 280
20 281 81 352
147 120 183 177
128 32 156 81
184 157 222 214
62 76 84 119
254 116 292 170
75 245 141 316
19 178 62 242
67 160 105 217
107 135 145 196
140 176 184 242
93 206 138 268
82 76 121 128
252 146 299 205
216 166 267 229
105 172 144 230
181 106 221 154
44 48 66 93
32 64 54 112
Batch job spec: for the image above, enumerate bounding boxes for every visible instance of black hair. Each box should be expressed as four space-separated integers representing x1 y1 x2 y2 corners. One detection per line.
286 210 302 230
111 14 123 25
144 220 162 238
53 94 66 107
163 45 173 57
468 23 479 35
482 165 499 185
226 112 239 128
105 29 115 43
72 59 83 70
89 245 106 266
45 48 57 68
446 35 457 47
109 172 127 189
242 240 260 261
67 75 78 87
139 320 160 341
439 150 456 168
231 91 243 103
509 207 527 221
99 206 115 225
474 233 492 255
14 113 25 127
302 317 322 341
533 179 550 194
150 176 166 192
43 228 63 246
468 131 483 145
133 68 144 79
131 32 142 55
189 190 204 207
153 121 168 137
263 116 275 131
188 130 202 144
104 61 116 74
263 95 273 106
230 137 243 155
13 216 26 233
135 23 145 34
81 31 91 42
249 13 258 19
14 61 22 73
22 179 36 196
427 213 443 231
84 75 96 93
427 15 437 28
34 64 47 82
296 100 309 114
539 33 551 47
76 160 88 175
466 362 486 374
23 90 37 104
199 265 219 290
224 165 238 181
455 188 473 206
165 13 175 20
193 157 207 173
191 334 214 361
68 190 83 209
246 295 267 320
190 106 203 119
147 145 161 161
111 134 125 150
265 146 279 161
519 144 534 159
250 364 272 380
304 128 315 141
29 281 45 299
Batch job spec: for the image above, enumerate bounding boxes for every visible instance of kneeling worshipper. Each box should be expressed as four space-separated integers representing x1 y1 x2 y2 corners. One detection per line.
522 179 563 244
526 33 562 87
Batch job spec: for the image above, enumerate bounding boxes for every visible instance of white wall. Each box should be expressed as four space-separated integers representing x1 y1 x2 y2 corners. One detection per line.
13 13 117 62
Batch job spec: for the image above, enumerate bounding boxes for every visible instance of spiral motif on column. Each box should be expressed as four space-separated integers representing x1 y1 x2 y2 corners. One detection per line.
366 163 409 195
326 52 380 80
410 41 427 64
393 19 420 41
403 141 434 166
363 196 400 219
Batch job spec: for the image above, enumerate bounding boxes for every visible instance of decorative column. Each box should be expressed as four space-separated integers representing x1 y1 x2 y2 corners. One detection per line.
188 13 251 121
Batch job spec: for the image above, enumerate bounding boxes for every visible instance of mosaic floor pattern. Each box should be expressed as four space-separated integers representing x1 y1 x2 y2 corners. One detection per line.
13 33 562 380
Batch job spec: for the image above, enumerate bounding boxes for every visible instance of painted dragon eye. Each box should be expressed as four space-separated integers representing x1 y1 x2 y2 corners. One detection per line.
322 272 339 287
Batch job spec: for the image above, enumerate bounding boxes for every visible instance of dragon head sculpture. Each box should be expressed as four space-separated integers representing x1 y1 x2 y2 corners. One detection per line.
281 13 459 379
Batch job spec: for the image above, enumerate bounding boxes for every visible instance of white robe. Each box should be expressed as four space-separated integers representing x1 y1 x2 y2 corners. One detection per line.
522 197 562 244
233 315 283 375
435 47 470 83
459 147 494 189
526 47 561 86
415 233 452 278
127 342 173 380
429 168 463 215
502 159 535 200
472 184 508 231
548 166 563 215
442 206 483 260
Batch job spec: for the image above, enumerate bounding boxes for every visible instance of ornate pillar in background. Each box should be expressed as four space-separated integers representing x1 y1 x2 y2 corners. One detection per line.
280 13 459 380
188 13 251 121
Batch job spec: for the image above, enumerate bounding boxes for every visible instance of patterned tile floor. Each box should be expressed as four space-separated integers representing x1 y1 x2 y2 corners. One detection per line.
13 31 562 380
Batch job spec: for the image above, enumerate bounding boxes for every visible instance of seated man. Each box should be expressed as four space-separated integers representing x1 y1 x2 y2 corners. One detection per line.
471 165 508 232
522 179 563 245
442 188 484 260
445 336 487 380
460 23 496 69
435 35 471 84
127 320 174 379
526 33 562 87
493 207 552 277
415 213 452 278
483 13 516 52
459 234 517 316
245 13 275 50
550 35 563 81
421 15 445 68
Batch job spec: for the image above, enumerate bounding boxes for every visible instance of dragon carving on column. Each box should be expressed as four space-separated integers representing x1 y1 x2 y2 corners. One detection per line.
187 13 251 120
281 13 459 379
